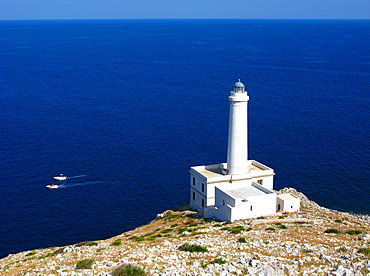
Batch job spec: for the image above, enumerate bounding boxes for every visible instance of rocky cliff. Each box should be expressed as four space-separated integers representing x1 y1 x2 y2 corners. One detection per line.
1 188 369 276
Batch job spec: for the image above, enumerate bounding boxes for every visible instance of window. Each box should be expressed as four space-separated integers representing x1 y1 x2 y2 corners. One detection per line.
201 198 204 207
223 200 225 206
257 179 263 185
192 192 195 200
192 177 195 186
250 205 253 211
201 183 204 192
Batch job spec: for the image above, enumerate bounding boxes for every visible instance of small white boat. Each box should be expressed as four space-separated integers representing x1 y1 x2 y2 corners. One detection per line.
54 174 67 181
46 184 59 189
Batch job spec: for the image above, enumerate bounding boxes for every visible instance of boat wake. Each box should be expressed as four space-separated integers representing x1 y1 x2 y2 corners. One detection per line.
58 181 103 188
67 175 87 179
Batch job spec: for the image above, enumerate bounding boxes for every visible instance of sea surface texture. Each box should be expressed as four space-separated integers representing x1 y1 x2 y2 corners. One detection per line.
0 19 369 258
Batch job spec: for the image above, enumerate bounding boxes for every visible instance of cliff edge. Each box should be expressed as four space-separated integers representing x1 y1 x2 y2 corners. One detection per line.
1 188 369 276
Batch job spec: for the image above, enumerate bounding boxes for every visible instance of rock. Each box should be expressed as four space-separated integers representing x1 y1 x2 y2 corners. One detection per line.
246 267 258 274
250 259 261 267
329 265 352 276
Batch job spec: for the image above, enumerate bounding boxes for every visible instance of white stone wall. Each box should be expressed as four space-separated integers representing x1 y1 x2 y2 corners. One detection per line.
227 92 249 175
276 195 300 213
206 186 276 221
254 175 274 190
206 180 252 207
190 175 207 210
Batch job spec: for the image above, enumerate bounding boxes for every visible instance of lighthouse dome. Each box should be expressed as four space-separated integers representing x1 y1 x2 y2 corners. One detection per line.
233 79 245 92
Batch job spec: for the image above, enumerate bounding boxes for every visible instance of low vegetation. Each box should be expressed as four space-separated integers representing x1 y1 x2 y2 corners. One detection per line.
358 248 370 256
76 259 94 269
324 228 341 234
51 248 64 256
111 239 122 246
213 258 227 264
230 225 245 233
1 202 370 276
112 264 147 276
345 230 362 235
75 241 98 247
238 237 247 243
178 243 208 253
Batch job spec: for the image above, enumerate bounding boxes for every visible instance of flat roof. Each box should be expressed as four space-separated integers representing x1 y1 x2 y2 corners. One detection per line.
277 194 298 201
192 160 269 179
221 185 270 199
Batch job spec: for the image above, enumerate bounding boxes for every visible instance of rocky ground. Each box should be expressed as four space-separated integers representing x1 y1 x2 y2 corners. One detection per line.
1 188 369 276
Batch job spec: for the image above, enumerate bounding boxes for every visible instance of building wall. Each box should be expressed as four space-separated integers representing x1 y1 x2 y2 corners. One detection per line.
206 180 252 207
276 196 300 213
190 170 275 210
207 186 276 221
254 175 274 190
190 174 207 210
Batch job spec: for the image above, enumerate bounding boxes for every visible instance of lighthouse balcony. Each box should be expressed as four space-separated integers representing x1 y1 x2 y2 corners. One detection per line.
190 160 274 184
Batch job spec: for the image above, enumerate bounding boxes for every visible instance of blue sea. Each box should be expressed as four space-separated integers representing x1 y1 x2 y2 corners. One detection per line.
0 19 369 258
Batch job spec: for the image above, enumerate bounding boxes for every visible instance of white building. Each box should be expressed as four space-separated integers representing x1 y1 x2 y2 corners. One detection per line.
189 80 299 221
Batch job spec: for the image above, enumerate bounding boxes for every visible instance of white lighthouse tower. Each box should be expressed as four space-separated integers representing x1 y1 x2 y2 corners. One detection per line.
227 80 249 175
189 79 300 221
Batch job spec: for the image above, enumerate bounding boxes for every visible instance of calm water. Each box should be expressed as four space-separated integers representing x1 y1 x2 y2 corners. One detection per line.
0 19 369 258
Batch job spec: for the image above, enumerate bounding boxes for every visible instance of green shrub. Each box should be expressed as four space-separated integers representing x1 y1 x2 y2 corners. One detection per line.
346 230 362 235
177 227 188 233
246 227 253 231
238 237 247 243
257 216 265 219
111 239 122 246
213 224 222 227
188 222 198 227
358 248 370 256
170 224 178 228
112 264 147 276
222 221 232 225
160 211 178 220
76 259 94 269
266 227 275 231
275 223 288 229
325 228 340 234
75 241 98 247
51 248 64 256
200 261 208 268
335 219 343 223
230 226 244 233
161 229 172 233
25 251 36 256
213 258 227 264
178 243 208 253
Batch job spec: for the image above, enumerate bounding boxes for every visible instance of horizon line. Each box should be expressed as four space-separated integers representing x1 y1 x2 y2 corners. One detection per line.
1 18 369 21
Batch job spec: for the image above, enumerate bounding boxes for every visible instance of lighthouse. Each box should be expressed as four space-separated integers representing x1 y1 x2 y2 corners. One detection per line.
189 79 300 221
226 80 249 175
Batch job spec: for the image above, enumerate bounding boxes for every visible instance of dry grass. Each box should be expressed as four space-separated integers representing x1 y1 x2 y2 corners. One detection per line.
1 207 369 275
